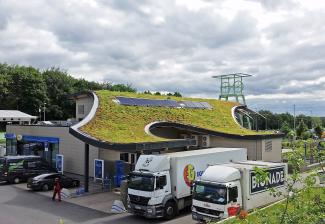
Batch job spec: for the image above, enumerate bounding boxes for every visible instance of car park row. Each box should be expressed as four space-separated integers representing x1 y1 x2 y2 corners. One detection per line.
0 155 80 192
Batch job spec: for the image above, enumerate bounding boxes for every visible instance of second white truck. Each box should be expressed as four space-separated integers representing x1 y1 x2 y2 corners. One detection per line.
127 148 247 219
192 161 288 222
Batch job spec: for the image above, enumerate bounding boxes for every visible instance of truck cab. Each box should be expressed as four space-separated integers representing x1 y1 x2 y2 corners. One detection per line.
192 166 242 222
127 155 176 219
192 161 288 222
127 170 172 218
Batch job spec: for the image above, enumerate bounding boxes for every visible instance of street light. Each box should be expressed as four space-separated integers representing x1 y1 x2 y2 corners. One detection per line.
43 103 46 121
38 106 41 121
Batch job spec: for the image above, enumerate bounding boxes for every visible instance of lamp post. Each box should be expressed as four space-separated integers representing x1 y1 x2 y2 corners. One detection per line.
43 103 46 121
38 106 41 121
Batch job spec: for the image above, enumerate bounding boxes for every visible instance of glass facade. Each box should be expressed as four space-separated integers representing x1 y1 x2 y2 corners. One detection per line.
6 138 17 155
5 134 59 168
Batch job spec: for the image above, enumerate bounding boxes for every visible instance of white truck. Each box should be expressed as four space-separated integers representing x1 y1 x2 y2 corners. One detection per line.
192 161 288 222
127 148 247 219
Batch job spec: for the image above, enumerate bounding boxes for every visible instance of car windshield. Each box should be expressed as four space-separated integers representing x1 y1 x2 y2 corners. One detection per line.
128 173 155 192
34 173 58 180
193 182 227 205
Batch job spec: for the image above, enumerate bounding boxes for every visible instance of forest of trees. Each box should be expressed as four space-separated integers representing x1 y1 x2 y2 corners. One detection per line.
256 110 325 130
0 64 136 120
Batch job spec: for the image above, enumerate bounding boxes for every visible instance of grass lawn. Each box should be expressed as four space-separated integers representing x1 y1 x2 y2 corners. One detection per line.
220 187 325 224
80 91 273 143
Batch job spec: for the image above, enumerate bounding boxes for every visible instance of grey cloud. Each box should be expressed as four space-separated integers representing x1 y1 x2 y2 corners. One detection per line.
0 0 325 115
245 0 298 11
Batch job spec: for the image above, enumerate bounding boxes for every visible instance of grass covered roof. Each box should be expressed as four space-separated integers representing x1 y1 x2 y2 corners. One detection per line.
80 90 272 143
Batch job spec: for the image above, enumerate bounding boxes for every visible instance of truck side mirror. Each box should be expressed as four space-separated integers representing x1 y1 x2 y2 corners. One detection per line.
190 183 195 194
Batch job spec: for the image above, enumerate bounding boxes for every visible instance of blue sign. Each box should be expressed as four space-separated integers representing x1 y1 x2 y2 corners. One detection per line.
94 159 104 180
5 133 16 139
23 135 59 144
250 166 285 194
56 154 64 174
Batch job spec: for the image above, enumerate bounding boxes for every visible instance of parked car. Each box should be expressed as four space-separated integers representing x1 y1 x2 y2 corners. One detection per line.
0 155 56 184
27 173 80 191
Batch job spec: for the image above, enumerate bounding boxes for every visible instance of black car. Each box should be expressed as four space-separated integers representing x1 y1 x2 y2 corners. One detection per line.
27 173 80 191
0 155 56 184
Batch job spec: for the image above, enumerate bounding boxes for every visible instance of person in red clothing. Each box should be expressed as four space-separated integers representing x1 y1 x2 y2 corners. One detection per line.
52 177 62 201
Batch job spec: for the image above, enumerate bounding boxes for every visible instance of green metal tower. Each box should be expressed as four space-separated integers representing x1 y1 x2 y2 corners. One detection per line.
212 73 252 105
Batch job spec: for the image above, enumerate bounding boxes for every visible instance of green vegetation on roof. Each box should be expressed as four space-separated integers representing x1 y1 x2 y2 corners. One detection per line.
80 90 272 143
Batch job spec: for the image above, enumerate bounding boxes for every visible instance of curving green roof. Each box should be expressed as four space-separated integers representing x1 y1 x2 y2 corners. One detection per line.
80 90 272 143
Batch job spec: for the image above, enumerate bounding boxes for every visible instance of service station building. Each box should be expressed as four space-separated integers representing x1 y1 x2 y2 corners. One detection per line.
6 90 284 191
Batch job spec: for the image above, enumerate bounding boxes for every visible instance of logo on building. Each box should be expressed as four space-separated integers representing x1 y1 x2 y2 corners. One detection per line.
183 164 196 187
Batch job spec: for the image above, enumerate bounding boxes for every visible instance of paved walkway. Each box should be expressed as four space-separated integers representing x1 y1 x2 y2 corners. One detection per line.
14 183 121 214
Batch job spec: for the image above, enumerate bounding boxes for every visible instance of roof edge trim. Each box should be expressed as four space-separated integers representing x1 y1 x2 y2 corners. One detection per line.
147 121 284 140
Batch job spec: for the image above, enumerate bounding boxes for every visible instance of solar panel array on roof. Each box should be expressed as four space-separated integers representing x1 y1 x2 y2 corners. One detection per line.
179 101 212 109
116 97 179 108
115 97 212 109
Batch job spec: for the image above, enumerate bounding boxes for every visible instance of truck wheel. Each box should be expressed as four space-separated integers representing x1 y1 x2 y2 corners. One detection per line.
164 202 176 220
13 177 20 184
42 184 49 191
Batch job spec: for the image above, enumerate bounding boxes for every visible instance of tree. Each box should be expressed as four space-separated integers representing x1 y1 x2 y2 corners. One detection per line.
109 83 136 92
173 92 182 97
296 120 308 139
314 124 323 139
154 92 161 95
143 90 152 95
42 68 76 120
6 65 47 116
0 63 137 120
280 121 291 136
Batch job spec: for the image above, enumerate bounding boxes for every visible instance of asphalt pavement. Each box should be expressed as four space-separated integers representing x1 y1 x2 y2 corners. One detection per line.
0 183 194 224
0 183 110 224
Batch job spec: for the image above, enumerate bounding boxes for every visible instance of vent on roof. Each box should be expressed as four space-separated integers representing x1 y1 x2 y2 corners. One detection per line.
114 97 212 109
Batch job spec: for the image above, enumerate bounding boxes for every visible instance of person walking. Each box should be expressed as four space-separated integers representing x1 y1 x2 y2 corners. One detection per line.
52 177 62 202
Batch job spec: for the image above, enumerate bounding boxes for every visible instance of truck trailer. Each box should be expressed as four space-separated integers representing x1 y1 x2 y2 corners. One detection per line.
127 148 247 219
192 161 288 222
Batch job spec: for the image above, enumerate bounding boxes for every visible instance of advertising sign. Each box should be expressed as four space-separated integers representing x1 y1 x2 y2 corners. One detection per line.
183 164 204 187
250 166 285 194
56 154 64 174
94 159 104 181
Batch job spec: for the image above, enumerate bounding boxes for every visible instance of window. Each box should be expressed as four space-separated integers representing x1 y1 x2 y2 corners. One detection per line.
228 187 238 203
120 153 129 162
8 160 24 170
155 175 167 189
131 154 135 164
45 174 59 180
26 161 37 169
78 105 85 115
6 139 17 155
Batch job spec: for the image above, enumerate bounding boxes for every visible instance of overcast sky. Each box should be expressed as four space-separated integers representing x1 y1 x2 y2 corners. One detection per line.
0 0 325 116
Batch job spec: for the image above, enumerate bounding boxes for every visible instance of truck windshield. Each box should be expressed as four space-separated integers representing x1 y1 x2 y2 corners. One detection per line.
128 173 155 192
193 182 227 205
